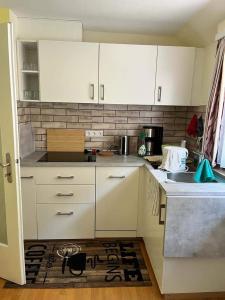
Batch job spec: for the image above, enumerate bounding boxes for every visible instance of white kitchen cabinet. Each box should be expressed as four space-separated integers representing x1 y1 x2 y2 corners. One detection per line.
96 167 139 233
17 41 40 101
21 167 37 239
38 41 99 103
37 203 95 239
21 166 95 239
155 46 196 106
99 43 157 105
141 168 166 291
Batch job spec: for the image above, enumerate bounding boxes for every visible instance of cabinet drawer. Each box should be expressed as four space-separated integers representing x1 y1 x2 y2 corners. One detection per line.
37 185 95 204
35 167 95 184
37 203 95 239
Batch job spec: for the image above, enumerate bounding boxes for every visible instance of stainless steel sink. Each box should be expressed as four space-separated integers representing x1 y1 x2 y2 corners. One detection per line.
167 172 196 183
167 171 225 183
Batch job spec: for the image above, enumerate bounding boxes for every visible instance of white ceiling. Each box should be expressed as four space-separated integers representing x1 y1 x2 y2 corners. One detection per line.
0 0 211 34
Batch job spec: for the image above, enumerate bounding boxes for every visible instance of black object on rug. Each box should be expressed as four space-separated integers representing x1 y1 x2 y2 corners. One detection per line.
5 239 151 288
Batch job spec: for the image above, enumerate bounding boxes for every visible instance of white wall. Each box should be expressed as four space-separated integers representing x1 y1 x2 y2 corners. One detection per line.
16 18 82 41
176 0 225 47
83 30 184 46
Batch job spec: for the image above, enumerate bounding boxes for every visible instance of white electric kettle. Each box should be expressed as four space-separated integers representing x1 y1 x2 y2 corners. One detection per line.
159 146 188 173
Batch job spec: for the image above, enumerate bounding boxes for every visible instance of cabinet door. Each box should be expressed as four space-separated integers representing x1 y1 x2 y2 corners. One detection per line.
99 43 157 105
96 167 139 230
155 46 195 106
142 169 166 292
21 168 37 239
39 41 99 103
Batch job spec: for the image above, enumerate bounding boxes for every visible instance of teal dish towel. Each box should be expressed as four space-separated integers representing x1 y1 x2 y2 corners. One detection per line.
194 159 216 183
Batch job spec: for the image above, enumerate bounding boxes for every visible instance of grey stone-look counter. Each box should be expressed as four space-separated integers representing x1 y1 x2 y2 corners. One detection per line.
20 151 146 167
21 151 225 196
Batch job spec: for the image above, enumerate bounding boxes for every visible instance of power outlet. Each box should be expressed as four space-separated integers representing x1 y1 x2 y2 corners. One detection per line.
85 130 103 137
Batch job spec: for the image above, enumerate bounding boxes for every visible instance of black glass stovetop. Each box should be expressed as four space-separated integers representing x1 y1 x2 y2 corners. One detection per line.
38 152 96 162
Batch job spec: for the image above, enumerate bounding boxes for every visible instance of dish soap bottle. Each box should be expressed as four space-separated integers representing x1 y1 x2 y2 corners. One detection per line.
138 132 146 157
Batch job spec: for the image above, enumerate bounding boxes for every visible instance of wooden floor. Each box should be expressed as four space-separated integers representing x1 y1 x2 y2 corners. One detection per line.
1 241 225 300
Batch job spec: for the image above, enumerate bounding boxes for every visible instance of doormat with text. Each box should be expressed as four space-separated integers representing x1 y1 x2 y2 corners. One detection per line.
5 239 151 288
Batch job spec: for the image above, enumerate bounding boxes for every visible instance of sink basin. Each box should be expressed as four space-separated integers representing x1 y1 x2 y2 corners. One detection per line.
167 171 225 183
167 172 196 183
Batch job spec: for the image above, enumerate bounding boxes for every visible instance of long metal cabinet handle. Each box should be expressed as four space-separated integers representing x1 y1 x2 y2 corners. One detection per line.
56 211 74 216
56 193 74 197
157 86 162 102
108 175 126 179
21 176 34 179
57 175 74 179
100 84 104 100
90 84 94 100
159 204 166 225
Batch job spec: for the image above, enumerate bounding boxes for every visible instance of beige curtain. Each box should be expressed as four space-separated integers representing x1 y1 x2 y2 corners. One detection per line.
203 38 225 165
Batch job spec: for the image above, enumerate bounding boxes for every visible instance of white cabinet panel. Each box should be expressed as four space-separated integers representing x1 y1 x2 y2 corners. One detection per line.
39 41 99 103
155 46 195 106
96 167 139 231
99 43 157 105
21 168 37 239
37 203 95 239
35 167 95 185
142 168 166 292
37 185 95 204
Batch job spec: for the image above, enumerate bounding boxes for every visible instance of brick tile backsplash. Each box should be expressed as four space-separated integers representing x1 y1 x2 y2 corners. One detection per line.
17 101 207 153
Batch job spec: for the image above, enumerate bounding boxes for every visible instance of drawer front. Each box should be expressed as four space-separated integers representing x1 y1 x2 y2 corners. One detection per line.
37 204 95 239
37 185 95 204
35 167 95 184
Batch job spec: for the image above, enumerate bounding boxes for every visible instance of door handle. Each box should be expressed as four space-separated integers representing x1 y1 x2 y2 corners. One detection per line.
157 86 162 102
56 193 74 197
0 153 12 183
100 84 104 100
159 204 166 225
90 84 94 100
21 176 34 179
0 162 10 168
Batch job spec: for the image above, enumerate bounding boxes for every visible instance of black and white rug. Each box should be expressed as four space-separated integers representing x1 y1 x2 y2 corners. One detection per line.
5 239 151 288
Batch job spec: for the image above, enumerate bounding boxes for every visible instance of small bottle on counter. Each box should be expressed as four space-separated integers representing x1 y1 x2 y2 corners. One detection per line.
181 140 186 148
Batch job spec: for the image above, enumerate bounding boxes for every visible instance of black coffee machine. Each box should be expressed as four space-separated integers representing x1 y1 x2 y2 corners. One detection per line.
143 126 163 155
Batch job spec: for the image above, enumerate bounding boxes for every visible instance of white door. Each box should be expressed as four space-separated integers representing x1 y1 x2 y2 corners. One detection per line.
99 43 157 105
39 41 99 103
96 167 139 230
0 23 25 284
155 46 195 106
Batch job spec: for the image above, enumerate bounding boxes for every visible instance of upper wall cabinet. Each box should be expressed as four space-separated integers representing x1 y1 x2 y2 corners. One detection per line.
99 43 157 105
155 46 196 106
38 41 99 103
17 41 40 101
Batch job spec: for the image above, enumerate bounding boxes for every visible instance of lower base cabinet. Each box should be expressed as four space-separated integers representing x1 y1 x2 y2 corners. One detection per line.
37 203 95 239
96 167 139 233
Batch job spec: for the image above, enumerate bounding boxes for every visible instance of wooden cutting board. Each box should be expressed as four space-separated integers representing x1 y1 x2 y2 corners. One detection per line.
47 129 85 152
